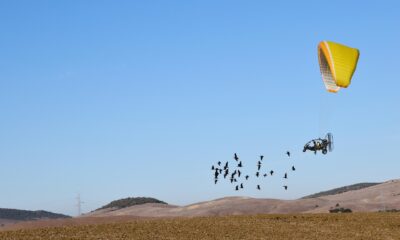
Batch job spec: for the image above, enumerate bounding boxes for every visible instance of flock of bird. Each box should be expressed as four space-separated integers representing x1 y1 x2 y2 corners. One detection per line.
211 152 295 191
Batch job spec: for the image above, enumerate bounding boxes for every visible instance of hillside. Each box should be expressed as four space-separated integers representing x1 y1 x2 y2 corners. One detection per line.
301 182 381 199
86 179 400 217
0 208 70 221
96 197 167 211
3 179 400 231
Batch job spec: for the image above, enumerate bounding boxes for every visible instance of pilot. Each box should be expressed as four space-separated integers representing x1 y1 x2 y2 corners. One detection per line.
312 140 317 148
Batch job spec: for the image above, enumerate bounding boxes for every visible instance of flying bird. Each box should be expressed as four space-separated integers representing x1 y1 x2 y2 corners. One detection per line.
232 170 237 177
238 170 241 178
260 155 264 161
256 172 260 177
283 185 288 190
263 173 267 177
234 153 239 161
292 166 296 171
224 162 229 170
211 165 215 170
235 185 239 191
245 175 249 180
218 161 221 166
257 161 262 171
214 179 218 184
284 173 287 179
238 161 243 168
257 185 261 190
270 170 274 176
286 151 290 157
230 177 234 183
214 170 219 179
240 183 244 189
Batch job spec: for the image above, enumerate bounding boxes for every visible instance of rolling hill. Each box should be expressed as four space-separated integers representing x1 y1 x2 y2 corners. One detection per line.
96 197 167 211
86 179 400 217
0 208 70 227
3 179 400 231
301 182 381 199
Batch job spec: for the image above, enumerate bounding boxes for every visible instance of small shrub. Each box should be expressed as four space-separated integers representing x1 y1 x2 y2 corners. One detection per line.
329 208 352 213
379 209 400 213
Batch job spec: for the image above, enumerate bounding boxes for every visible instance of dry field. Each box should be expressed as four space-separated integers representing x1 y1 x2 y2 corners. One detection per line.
0 213 399 240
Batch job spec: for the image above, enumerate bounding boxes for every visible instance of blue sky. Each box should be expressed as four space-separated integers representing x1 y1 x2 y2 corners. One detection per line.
1 1 399 216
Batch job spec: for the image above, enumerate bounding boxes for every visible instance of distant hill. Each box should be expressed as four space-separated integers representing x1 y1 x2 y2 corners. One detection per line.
97 197 167 211
301 182 381 199
86 180 400 217
0 208 70 221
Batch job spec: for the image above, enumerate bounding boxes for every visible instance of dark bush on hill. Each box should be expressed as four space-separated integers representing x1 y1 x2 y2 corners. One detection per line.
329 208 352 213
302 182 380 199
97 197 167 210
379 209 400 213
0 208 70 221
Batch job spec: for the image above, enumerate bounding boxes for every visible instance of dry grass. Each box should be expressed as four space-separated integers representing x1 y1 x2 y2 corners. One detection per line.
1 213 400 240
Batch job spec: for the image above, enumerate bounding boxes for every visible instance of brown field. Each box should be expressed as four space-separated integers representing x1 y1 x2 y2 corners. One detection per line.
1 213 400 240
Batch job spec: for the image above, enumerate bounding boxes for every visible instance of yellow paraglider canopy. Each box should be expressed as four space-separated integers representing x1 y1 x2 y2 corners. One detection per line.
318 41 360 93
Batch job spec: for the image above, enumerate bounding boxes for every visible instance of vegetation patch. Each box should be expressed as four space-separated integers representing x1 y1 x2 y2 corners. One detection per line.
0 208 70 221
378 209 400 213
329 208 352 213
97 197 167 210
302 182 380 199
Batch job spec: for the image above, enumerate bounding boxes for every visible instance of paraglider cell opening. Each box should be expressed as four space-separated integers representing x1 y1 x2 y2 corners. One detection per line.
319 49 336 90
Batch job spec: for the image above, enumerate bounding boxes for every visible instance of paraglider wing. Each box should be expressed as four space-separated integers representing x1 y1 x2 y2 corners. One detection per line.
318 41 360 93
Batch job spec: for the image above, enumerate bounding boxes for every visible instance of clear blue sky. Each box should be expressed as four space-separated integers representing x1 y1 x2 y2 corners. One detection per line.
1 1 399 216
